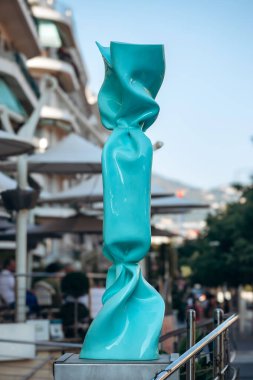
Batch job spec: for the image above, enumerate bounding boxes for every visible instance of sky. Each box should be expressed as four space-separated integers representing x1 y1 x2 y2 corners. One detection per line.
71 0 253 189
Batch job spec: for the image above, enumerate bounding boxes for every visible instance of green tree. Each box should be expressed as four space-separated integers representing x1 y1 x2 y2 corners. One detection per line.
178 185 253 287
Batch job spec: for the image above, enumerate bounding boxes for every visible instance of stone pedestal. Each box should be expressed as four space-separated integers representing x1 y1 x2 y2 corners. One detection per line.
54 353 179 380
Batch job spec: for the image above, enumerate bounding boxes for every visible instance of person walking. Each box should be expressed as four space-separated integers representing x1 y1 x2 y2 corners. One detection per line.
0 258 16 306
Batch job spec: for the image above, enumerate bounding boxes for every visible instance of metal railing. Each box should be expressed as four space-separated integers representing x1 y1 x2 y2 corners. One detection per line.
0 308 238 379
153 309 239 380
14 52 40 98
159 312 215 354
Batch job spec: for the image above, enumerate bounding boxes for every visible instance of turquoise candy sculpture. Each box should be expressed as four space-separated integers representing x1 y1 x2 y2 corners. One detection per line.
80 42 166 361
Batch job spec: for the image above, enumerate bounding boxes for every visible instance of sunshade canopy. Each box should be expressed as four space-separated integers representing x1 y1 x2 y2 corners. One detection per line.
0 215 102 241
91 196 209 216
151 196 209 214
0 133 102 174
0 172 16 192
39 174 174 204
151 226 178 238
0 131 34 158
0 216 14 231
0 214 177 240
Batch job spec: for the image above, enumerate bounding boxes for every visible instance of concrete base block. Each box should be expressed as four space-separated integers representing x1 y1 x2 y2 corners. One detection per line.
54 353 179 380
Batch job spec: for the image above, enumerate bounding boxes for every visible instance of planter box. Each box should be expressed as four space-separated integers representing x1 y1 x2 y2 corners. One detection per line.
0 323 35 361
27 319 49 341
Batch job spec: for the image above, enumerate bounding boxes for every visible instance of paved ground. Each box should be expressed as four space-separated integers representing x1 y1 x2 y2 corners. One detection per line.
0 352 55 380
234 333 253 380
0 350 76 380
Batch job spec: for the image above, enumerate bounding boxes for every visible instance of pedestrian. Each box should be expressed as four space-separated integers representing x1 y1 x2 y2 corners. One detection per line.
0 258 16 306
60 271 90 338
33 262 65 307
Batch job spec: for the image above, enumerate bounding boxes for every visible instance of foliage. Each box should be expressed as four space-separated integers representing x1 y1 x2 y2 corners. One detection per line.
178 185 253 287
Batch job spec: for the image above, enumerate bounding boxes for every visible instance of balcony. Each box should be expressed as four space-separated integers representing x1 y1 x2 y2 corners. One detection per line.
0 52 38 117
40 106 78 132
31 3 89 86
31 5 75 48
27 56 80 92
0 0 41 58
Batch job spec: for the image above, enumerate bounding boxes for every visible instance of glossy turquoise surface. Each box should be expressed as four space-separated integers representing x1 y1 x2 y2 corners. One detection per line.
80 42 165 361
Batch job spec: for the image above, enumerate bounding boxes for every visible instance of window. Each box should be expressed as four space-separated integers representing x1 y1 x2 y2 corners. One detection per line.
37 19 62 48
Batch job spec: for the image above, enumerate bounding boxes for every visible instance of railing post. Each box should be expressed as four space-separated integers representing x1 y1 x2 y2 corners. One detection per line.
213 308 224 379
186 309 196 380
224 329 230 380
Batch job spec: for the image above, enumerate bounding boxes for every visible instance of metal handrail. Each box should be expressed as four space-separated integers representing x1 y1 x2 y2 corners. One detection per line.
159 317 213 342
159 313 232 342
153 313 239 380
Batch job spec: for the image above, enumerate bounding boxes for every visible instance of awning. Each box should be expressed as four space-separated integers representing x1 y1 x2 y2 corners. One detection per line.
0 216 14 231
151 196 209 214
151 226 178 238
0 215 103 241
0 172 16 192
0 131 34 158
39 174 174 204
0 215 177 240
91 196 209 215
0 133 101 174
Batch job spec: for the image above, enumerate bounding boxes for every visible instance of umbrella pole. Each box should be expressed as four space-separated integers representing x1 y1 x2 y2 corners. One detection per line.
15 155 28 322
14 77 55 322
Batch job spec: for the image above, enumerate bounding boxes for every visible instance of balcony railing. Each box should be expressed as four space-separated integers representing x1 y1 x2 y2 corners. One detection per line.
14 52 40 98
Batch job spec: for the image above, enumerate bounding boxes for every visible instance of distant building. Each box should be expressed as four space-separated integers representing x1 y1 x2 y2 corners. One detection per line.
0 0 105 263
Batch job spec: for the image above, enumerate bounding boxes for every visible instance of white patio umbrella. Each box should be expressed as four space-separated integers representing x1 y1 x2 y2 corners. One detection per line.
39 174 174 204
91 196 209 215
0 172 16 192
151 196 209 214
0 133 102 323
0 172 17 207
0 131 34 158
0 133 102 174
